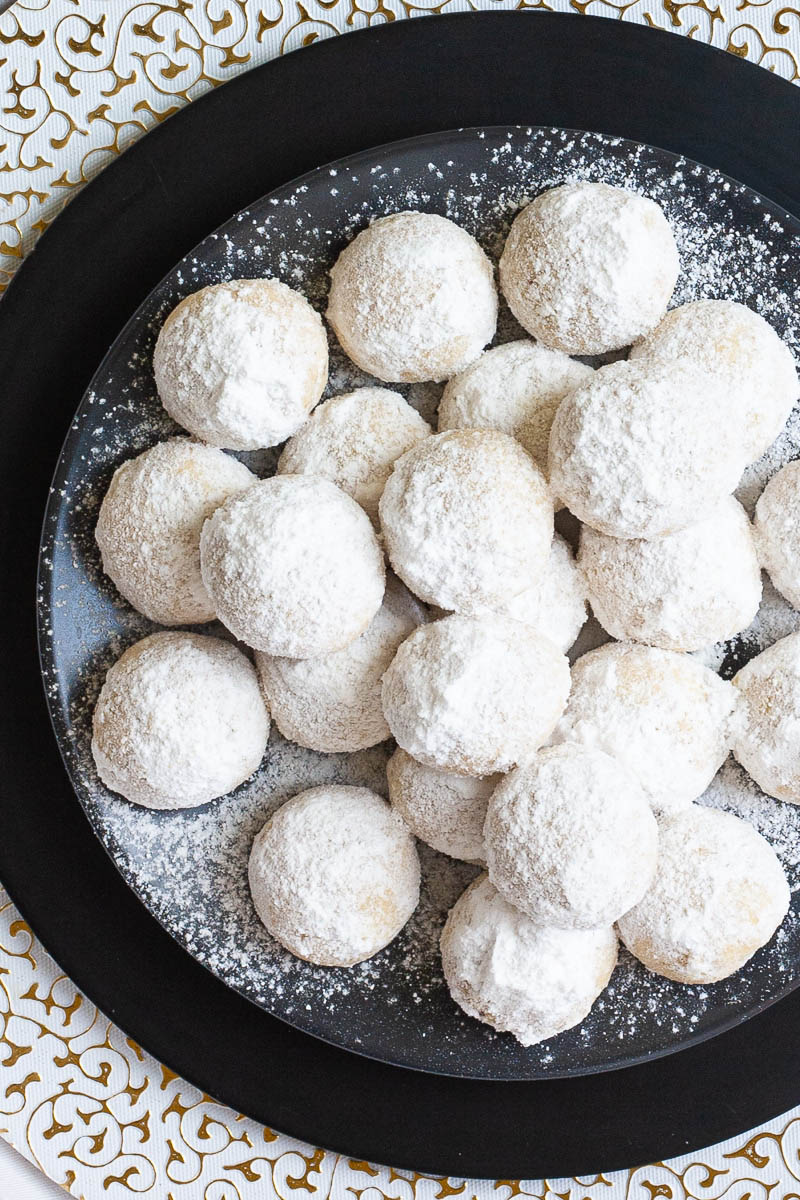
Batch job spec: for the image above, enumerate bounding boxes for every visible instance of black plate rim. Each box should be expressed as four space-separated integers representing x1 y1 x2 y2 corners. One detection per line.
2 11 800 1179
35 122 800 1083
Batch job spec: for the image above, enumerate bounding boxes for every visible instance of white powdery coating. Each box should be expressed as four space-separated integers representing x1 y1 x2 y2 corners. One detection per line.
92 631 270 810
754 460 800 610
153 279 328 450
255 574 426 754
484 744 658 930
498 532 588 653
379 429 553 613
326 211 497 383
733 631 800 805
499 182 679 355
441 875 618 1046
630 299 799 462
437 340 594 481
277 388 431 524
95 438 255 625
579 497 762 652
549 359 746 540
248 785 420 967
618 806 790 985
386 747 499 864
552 642 737 815
200 475 385 657
381 613 570 776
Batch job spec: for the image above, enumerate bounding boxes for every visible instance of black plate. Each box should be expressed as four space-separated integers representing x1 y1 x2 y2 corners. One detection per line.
37 124 800 1083
2 12 800 1179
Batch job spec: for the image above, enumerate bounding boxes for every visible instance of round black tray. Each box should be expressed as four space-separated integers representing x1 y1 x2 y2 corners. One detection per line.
2 12 800 1180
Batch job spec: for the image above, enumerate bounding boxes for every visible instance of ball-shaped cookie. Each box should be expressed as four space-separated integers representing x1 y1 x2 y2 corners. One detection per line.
248 785 420 967
553 642 737 814
484 744 657 929
277 387 431 524
256 574 426 754
733 631 800 804
441 875 618 1046
92 631 270 810
379 429 552 613
579 497 762 652
381 614 570 776
549 359 744 539
617 806 789 984
754 461 800 609
200 475 385 657
153 279 328 450
326 211 497 382
500 532 588 653
95 438 255 625
499 182 679 355
630 299 798 461
438 340 593 481
386 748 499 864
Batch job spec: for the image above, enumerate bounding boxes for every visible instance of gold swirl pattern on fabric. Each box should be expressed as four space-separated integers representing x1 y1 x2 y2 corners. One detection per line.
0 886 799 1196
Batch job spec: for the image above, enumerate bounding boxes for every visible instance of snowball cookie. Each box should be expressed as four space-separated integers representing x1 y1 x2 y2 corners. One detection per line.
553 643 737 815
438 340 593 480
153 279 328 450
277 387 431 524
484 745 657 930
386 748 499 863
549 359 743 539
441 875 618 1046
579 497 762 652
379 429 552 613
92 631 269 810
255 574 426 753
630 300 798 461
382 614 570 776
733 631 800 804
500 533 588 653
326 211 497 383
499 182 679 355
755 461 800 609
95 438 255 626
248 785 420 967
200 475 385 657
618 806 789 984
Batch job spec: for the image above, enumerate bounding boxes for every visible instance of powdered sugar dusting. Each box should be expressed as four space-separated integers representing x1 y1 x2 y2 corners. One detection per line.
38 127 800 1080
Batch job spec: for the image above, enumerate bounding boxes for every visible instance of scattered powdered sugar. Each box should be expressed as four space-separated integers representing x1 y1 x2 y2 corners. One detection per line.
37 127 800 1080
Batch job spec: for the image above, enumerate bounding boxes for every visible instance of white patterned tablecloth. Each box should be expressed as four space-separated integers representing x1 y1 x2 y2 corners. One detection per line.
2 3 800 1196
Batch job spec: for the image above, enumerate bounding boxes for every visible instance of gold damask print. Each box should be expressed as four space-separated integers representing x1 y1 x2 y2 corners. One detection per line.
0 883 799 1197
0 0 799 292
